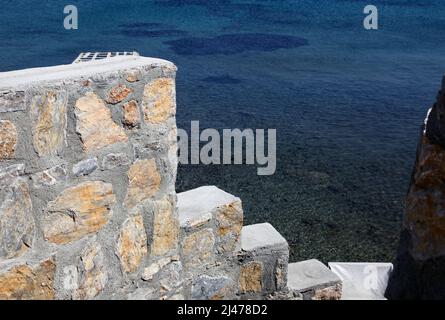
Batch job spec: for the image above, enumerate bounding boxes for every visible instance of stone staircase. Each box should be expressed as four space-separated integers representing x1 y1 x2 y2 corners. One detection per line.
177 185 342 300
0 55 391 300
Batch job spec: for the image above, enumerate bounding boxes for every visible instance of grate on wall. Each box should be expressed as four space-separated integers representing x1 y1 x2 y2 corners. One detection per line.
72 51 139 64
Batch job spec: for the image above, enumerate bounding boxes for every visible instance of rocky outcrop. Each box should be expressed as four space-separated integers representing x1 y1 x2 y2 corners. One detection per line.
387 77 445 299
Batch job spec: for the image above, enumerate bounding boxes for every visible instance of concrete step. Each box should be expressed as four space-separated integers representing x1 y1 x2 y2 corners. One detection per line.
176 186 244 299
238 223 289 298
328 262 392 300
287 259 342 300
177 187 292 300
177 185 241 230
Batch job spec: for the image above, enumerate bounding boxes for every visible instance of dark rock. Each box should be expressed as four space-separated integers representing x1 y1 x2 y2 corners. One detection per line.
388 79 445 299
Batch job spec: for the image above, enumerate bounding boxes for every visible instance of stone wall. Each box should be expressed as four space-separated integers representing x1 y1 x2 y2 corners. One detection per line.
0 56 179 300
0 56 339 300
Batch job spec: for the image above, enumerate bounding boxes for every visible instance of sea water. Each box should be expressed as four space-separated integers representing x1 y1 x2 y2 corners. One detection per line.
1 0 445 262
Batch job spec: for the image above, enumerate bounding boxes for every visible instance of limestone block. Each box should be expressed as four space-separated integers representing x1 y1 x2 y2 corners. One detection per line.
0 164 34 259
75 92 128 153
287 259 342 300
73 243 108 300
122 100 141 127
106 84 132 104
0 91 25 113
124 159 161 210
142 257 172 281
32 164 67 188
152 197 179 256
117 215 148 273
239 262 263 294
216 201 243 253
101 152 131 170
73 158 98 177
43 181 115 244
0 258 55 300
0 120 17 159
239 223 289 297
31 90 67 156
126 70 141 83
158 261 183 296
0 163 25 181
142 78 175 124
182 228 215 268
72 158 98 176
192 275 235 300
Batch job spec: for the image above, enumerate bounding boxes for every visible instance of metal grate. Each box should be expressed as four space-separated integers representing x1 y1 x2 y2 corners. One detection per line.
72 51 139 64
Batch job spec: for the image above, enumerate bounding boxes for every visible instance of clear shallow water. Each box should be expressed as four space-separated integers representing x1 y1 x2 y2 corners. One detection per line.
1 0 445 262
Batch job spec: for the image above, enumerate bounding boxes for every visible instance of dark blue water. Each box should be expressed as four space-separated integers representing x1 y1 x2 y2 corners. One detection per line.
2 0 445 262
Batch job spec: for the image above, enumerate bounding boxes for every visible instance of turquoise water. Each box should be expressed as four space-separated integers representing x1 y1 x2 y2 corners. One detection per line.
1 0 445 262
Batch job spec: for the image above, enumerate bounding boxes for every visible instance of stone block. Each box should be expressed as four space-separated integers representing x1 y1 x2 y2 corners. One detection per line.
158 261 183 296
126 70 141 83
73 242 108 300
239 223 289 298
0 120 17 159
178 186 243 252
117 215 148 274
142 78 175 124
241 223 287 253
191 275 235 300
106 84 132 104
182 228 215 269
0 91 25 113
142 257 173 281
239 262 263 294
101 152 131 170
0 258 55 300
124 159 161 210
31 90 67 156
75 92 128 153
32 164 67 188
0 164 34 259
122 100 141 127
72 158 98 176
288 259 342 300
151 197 179 256
43 181 115 244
